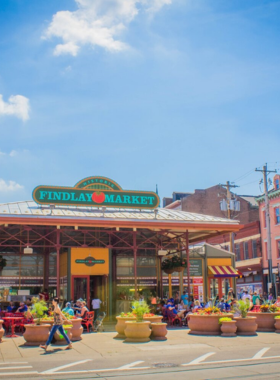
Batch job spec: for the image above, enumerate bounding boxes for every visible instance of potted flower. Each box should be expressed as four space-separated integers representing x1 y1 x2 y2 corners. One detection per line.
161 255 187 274
124 301 152 343
143 313 163 324
234 300 257 336
115 312 136 339
248 303 280 332
219 317 236 337
23 298 50 346
188 307 233 335
274 315 280 333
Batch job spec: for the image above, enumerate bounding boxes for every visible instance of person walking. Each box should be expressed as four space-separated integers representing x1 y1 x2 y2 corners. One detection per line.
91 296 102 321
40 297 72 351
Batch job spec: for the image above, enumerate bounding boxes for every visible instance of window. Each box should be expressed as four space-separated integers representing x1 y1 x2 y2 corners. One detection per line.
277 240 280 259
252 240 258 258
276 179 280 189
275 207 280 225
234 244 240 261
244 242 249 260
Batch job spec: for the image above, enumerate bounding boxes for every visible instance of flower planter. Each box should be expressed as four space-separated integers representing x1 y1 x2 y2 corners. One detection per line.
0 320 4 342
124 321 151 343
175 267 184 273
220 320 237 337
188 314 233 335
274 319 280 333
71 318 83 341
248 312 280 332
164 268 174 275
54 326 72 345
40 319 54 328
115 316 136 339
234 317 257 336
143 316 163 324
151 323 168 340
23 324 50 346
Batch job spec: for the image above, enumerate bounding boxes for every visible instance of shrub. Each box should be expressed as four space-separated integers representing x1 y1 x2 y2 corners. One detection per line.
30 297 48 325
219 317 232 325
275 316 280 319
131 301 150 322
236 300 250 318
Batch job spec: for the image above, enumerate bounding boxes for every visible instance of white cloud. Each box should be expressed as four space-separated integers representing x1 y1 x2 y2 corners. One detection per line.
44 0 172 56
0 94 30 121
0 179 24 192
0 150 19 157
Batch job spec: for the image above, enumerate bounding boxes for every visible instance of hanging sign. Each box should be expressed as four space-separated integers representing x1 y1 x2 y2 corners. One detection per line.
33 176 160 210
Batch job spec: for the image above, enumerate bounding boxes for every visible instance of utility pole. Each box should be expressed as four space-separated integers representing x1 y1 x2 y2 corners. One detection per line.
220 181 239 252
256 164 277 296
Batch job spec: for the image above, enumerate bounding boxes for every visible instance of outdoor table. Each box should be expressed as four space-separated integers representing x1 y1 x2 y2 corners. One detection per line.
2 317 23 338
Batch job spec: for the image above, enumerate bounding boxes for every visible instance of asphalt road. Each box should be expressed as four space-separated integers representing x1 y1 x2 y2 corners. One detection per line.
2 328 280 379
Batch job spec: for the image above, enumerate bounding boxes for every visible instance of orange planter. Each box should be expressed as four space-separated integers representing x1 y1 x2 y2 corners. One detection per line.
234 317 257 336
220 321 237 337
188 314 233 335
248 312 280 332
115 316 136 339
23 324 50 346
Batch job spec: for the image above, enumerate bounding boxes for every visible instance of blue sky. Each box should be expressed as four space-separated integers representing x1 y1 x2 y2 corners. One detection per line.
0 0 280 204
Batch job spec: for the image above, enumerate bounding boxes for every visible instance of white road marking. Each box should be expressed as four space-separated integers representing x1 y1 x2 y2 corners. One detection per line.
253 347 270 359
118 361 145 370
0 362 28 365
184 352 216 365
41 359 92 374
0 371 38 376
0 366 32 370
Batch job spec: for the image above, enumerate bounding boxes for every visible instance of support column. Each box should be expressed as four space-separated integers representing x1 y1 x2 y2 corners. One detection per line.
56 229 60 298
133 232 137 296
186 231 190 298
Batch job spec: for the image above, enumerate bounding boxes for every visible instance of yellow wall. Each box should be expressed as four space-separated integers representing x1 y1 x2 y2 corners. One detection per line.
60 251 68 277
207 258 232 266
71 248 109 275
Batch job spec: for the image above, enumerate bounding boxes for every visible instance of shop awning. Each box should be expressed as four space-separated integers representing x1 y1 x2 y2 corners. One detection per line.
208 265 240 278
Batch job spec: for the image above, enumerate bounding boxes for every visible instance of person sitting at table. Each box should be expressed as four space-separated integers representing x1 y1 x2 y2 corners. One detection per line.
16 302 28 313
7 302 17 313
62 302 74 316
192 300 201 312
80 301 89 319
73 300 82 315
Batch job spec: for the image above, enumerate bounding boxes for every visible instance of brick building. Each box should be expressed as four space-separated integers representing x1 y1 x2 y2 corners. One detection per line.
164 184 263 295
256 174 280 295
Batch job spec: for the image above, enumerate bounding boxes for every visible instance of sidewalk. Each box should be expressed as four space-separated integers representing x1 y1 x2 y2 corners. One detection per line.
0 325 279 363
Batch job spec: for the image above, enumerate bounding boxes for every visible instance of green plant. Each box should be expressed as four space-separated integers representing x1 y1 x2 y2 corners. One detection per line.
237 300 250 318
161 255 187 270
131 301 150 322
31 297 48 325
275 316 280 319
58 325 73 339
219 317 232 325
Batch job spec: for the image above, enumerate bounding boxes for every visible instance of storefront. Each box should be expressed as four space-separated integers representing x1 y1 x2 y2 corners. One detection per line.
0 176 241 317
235 257 263 296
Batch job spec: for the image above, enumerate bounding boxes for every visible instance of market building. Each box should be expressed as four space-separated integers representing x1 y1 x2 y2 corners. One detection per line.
0 176 241 318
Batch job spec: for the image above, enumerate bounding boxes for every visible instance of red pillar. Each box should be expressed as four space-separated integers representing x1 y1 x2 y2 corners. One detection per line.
56 229 60 298
186 230 190 297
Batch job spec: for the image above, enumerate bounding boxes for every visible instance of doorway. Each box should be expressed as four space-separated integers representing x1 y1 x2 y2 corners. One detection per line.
71 274 108 314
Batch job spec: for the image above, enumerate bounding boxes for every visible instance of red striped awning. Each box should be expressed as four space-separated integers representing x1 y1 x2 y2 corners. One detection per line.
208 265 239 278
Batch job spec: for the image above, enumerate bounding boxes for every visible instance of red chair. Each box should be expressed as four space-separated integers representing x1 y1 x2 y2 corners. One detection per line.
18 317 33 333
167 309 182 327
82 311 94 333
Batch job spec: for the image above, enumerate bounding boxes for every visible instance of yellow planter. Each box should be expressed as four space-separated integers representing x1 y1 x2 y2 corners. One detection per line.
115 316 136 339
188 314 233 335
124 321 151 343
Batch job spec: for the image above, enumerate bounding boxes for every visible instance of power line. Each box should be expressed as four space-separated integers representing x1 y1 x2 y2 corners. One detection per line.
233 169 255 183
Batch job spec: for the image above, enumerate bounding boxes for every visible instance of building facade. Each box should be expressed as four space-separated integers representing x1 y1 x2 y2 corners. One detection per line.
256 174 280 295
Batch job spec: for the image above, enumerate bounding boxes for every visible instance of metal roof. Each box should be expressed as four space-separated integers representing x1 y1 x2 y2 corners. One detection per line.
0 200 239 226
